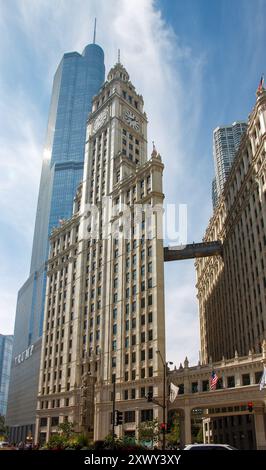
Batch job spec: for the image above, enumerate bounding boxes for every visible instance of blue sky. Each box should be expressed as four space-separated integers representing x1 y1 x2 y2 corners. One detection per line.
0 0 265 368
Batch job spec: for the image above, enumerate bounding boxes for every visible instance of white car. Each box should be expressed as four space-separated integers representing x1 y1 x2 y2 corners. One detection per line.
0 441 10 448
184 443 237 450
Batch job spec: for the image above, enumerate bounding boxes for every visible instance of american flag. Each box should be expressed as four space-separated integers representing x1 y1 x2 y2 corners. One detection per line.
210 370 218 390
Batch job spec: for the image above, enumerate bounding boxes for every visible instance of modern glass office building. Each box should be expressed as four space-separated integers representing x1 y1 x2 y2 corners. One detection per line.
6 39 105 443
0 335 13 416
212 121 247 208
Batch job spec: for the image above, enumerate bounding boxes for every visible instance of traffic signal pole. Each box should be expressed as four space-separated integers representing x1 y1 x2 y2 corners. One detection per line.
112 376 116 445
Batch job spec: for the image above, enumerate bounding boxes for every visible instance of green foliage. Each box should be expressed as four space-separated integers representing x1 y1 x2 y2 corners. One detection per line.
47 434 67 450
103 433 144 450
195 426 203 443
75 433 90 448
167 416 180 447
57 421 75 439
137 419 160 446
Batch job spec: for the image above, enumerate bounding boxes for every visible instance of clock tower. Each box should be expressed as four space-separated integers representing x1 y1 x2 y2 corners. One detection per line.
81 61 165 440
36 60 165 444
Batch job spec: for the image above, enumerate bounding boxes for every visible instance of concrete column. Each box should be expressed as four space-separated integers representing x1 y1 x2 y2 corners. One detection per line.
254 410 266 450
207 420 211 444
135 409 140 442
34 417 40 445
46 416 51 443
197 379 202 393
184 407 191 445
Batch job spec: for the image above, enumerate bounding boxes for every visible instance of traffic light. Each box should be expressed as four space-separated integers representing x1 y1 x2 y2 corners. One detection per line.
247 402 253 413
115 410 123 426
147 391 153 402
160 423 167 432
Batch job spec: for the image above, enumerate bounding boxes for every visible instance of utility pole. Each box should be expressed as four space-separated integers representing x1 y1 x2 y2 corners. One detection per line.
112 375 116 445
156 350 173 451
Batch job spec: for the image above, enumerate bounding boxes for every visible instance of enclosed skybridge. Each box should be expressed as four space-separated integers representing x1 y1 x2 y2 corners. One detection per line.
164 240 223 262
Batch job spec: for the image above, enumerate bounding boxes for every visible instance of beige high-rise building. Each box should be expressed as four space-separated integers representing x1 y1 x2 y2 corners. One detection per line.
35 61 165 443
196 87 266 364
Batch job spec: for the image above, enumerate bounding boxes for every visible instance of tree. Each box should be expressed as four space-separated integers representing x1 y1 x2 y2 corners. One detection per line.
57 421 75 439
167 416 180 448
137 419 160 448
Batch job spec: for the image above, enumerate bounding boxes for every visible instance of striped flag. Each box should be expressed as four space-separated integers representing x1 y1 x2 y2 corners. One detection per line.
210 370 218 390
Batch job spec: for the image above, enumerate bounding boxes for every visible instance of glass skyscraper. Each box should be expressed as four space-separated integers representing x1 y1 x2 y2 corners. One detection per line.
6 39 105 443
212 121 247 208
0 335 13 416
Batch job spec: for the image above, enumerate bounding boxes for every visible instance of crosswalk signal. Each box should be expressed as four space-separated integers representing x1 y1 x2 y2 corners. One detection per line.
147 391 153 402
115 410 123 426
248 402 253 413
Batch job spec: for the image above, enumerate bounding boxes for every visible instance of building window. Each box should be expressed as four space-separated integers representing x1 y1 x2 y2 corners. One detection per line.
148 367 153 377
40 418 47 427
124 390 129 400
148 330 153 341
227 376 235 388
141 332 145 343
140 387 146 398
141 368 145 379
125 411 135 423
148 348 153 359
131 389 136 399
141 409 153 422
242 373 250 386
132 370 136 380
141 350 145 361
51 417 59 427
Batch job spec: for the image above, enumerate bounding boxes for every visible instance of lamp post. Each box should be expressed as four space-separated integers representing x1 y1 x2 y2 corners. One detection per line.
156 350 173 450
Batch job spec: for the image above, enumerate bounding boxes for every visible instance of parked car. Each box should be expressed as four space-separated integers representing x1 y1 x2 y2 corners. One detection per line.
0 441 10 449
184 443 237 450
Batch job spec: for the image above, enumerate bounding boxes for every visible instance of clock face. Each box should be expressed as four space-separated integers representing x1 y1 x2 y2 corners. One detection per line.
93 109 108 133
124 109 140 131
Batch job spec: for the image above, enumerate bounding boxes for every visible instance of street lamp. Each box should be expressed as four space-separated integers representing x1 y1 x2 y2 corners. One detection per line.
156 350 173 450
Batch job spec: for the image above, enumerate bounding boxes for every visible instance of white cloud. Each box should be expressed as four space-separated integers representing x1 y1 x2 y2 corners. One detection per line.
0 0 205 365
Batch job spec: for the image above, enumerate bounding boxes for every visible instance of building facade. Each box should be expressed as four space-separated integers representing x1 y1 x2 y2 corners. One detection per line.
196 88 266 364
35 61 166 443
0 335 13 416
169 342 266 450
212 121 247 208
7 40 105 443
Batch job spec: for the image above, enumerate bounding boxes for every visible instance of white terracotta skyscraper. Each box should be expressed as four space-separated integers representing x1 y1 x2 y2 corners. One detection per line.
36 61 166 442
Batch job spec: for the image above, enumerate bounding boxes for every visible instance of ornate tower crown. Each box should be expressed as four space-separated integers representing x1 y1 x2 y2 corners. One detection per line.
107 62 129 83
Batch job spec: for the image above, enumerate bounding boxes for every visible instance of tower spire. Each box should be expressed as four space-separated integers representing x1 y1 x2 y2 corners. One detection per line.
93 18 96 44
118 49 120 64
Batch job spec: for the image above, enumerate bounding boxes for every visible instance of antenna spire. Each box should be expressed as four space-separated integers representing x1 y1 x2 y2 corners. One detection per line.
93 18 96 44
118 49 120 64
